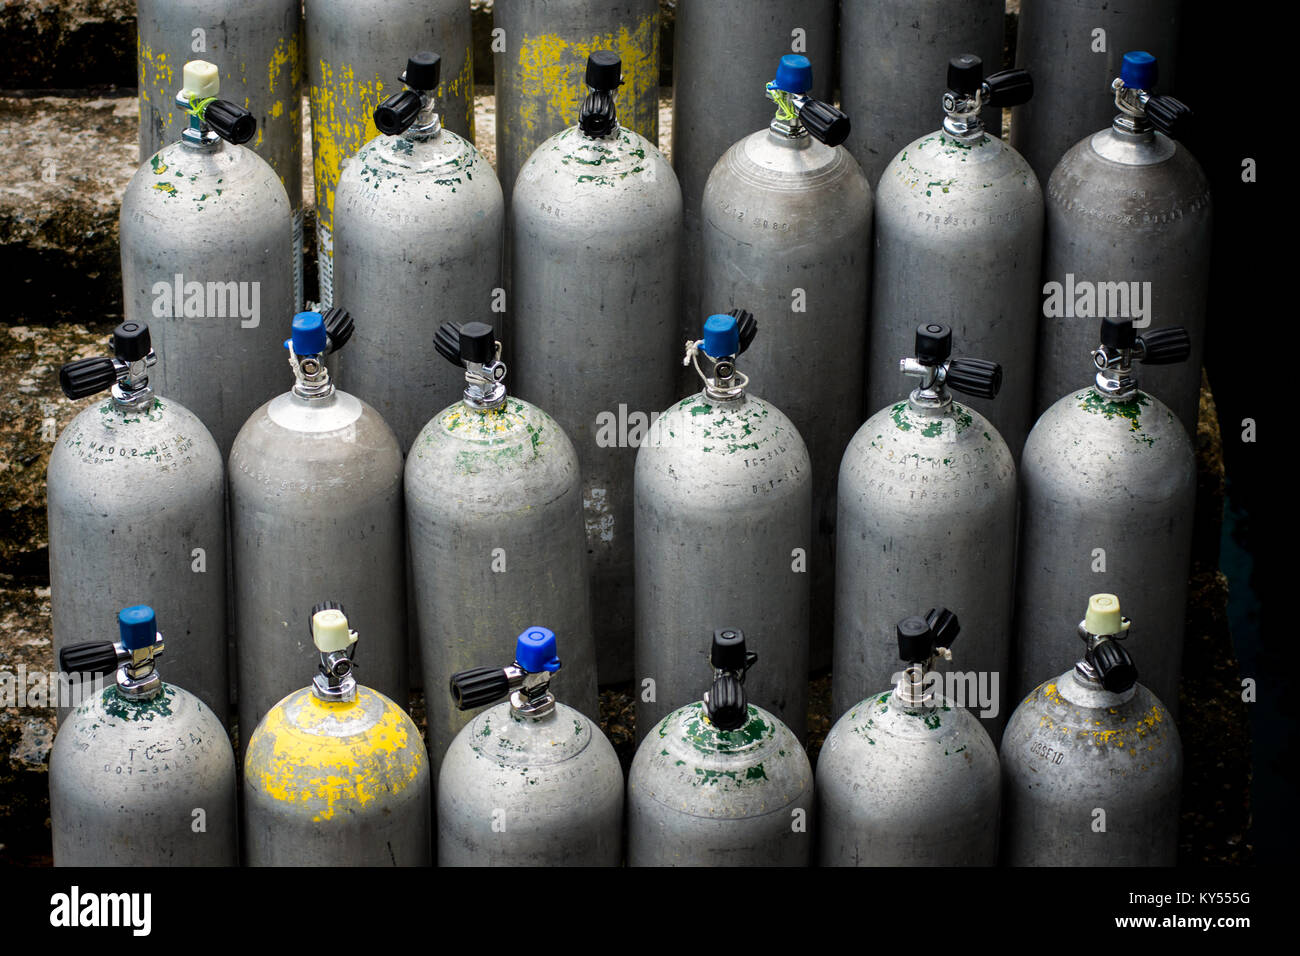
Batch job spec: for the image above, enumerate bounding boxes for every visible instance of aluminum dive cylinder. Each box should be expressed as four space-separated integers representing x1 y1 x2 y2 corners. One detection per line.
408 321 598 774
1015 318 1195 715
228 309 406 747
1034 51 1210 437
137 0 304 307
49 321 227 725
50 606 238 866
1002 593 1182 866
672 0 836 358
839 0 1006 188
628 627 814 866
243 604 431 865
866 54 1041 460
120 59 295 457
832 323 1015 736
438 627 624 866
306 0 474 307
333 51 504 452
511 51 682 682
697 55 869 664
1011 1 1183 185
635 311 811 740
494 0 659 210
818 609 1001 866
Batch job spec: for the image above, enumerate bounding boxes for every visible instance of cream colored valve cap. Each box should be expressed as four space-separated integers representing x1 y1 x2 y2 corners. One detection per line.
311 608 356 653
1085 593 1128 636
181 60 220 100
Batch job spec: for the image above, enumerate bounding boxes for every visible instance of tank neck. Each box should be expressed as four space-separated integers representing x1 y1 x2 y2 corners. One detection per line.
766 122 813 149
289 350 335 400
405 98 443 143
891 664 937 711
1065 667 1137 707
907 386 954 416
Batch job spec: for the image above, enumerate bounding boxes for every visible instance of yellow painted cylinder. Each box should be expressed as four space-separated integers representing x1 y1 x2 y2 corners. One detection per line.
243 685 432 865
137 0 304 306
494 0 660 206
306 0 474 306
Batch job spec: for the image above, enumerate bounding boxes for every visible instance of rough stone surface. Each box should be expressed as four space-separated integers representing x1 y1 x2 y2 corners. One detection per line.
0 323 109 581
0 586 55 865
0 0 135 91
0 95 136 324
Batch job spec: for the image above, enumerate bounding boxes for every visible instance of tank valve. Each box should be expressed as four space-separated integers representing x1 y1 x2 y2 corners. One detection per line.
59 605 166 700
894 608 959 709
942 54 1033 139
684 309 757 400
767 54 850 146
901 322 1003 406
59 321 158 407
284 308 351 399
175 60 257 149
374 51 443 138
435 321 507 410
309 602 359 702
579 51 622 138
1075 594 1138 693
450 627 562 719
1111 51 1193 141
1091 317 1190 400
701 627 759 731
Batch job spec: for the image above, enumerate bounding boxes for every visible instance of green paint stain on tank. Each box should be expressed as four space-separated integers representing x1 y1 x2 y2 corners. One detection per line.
891 403 912 431
745 763 767 780
1078 389 1154 445
152 182 178 197
393 139 414 155
150 154 168 174
923 710 943 730
689 403 713 417
921 420 944 438
101 683 176 721
694 767 738 786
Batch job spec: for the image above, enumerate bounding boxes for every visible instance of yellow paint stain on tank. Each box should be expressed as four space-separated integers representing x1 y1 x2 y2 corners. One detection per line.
248 687 424 821
138 40 177 127
511 16 659 142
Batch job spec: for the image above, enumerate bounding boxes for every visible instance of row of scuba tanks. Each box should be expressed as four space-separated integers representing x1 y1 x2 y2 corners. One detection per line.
52 592 1179 866
45 9 1204 866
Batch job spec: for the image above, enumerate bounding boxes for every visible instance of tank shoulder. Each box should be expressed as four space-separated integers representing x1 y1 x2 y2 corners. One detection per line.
632 701 811 811
1049 130 1212 204
1032 387 1194 456
410 396 575 463
1008 674 1182 753
126 141 289 210
346 128 501 197
454 700 612 770
246 686 427 796
519 124 678 191
52 396 222 474
881 128 1042 200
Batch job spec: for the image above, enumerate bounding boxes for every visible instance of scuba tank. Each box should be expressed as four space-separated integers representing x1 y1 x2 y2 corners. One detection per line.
697 54 869 663
438 627 624 866
494 0 660 210
1002 594 1182 866
511 51 682 682
1012 1 1184 185
136 0 304 307
1034 51 1210 436
1015 317 1195 715
48 321 227 724
833 323 1015 737
306 0 473 307
672 0 836 359
839 0 1005 188
819 608 1001 866
244 603 431 865
634 311 811 740
50 605 238 866
407 321 599 772
332 51 504 451
866 54 1041 459
628 628 814 866
120 58 294 456
228 309 406 746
